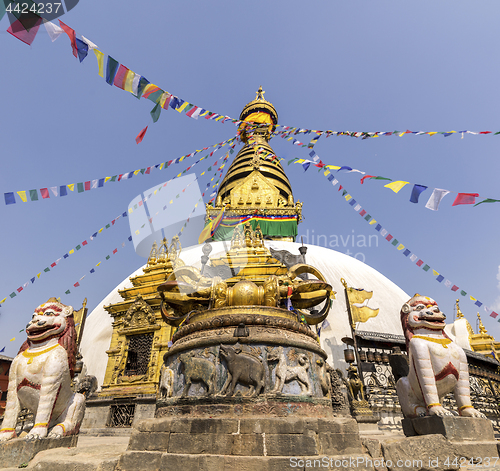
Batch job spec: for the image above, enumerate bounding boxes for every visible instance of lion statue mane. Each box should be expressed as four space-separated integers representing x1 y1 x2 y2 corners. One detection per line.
0 298 86 441
396 294 484 419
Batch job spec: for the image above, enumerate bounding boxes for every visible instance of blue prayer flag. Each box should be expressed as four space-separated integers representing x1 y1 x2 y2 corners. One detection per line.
106 56 119 85
410 184 428 203
59 185 68 197
4 192 15 204
75 38 88 62
436 275 445 283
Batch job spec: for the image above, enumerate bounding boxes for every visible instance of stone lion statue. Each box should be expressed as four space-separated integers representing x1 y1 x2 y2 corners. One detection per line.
396 294 484 419
0 298 86 441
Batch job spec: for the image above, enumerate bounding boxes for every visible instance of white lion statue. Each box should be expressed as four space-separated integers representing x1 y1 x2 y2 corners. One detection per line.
0 298 86 441
396 294 484 419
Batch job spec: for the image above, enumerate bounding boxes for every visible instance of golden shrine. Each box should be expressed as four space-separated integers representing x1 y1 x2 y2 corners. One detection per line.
98 238 183 398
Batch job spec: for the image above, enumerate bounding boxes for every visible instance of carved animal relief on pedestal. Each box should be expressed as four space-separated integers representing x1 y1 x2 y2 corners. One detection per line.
219 345 265 397
0 298 86 441
267 347 312 396
179 351 215 397
397 294 485 419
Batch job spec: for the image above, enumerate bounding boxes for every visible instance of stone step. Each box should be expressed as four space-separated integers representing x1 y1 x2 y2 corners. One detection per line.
118 451 376 471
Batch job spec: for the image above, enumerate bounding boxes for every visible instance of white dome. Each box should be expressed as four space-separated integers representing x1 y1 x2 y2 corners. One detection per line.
80 241 410 388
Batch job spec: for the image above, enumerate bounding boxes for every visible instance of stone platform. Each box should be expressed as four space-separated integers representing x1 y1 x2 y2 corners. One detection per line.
0 435 78 468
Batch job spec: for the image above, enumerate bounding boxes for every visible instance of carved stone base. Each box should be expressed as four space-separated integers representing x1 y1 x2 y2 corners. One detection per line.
402 416 495 440
117 416 370 471
0 435 78 468
156 394 333 418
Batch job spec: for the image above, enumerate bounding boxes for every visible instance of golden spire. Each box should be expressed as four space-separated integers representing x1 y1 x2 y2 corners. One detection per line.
455 299 464 319
477 312 488 335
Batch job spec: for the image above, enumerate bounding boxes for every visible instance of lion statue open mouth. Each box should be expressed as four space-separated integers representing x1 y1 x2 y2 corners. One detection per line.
396 294 484 419
0 298 86 441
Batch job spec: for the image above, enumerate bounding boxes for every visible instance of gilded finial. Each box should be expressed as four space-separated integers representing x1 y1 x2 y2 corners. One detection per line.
455 299 464 319
477 312 488 335
255 86 265 101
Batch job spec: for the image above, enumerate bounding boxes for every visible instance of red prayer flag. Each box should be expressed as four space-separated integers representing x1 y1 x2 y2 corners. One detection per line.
40 188 50 199
452 193 479 206
7 15 42 46
84 181 91 191
451 285 459 292
186 106 198 117
142 86 161 99
145 167 151 174
360 175 375 184
113 65 130 90
491 311 499 319
82 240 88 246
113 249 118 254
359 210 367 217
416 260 424 267
17 287 23 293
51 262 56 268
74 282 80 287
58 20 78 58
136 126 148 144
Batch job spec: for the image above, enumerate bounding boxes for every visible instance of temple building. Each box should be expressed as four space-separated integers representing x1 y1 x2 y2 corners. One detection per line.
79 89 500 434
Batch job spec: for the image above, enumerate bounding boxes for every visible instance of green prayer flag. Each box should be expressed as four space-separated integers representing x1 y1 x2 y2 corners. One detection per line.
110 176 117 182
105 224 110 229
9 292 16 298
76 245 81 250
460 290 467 296
474 198 500 207
106 255 110 260
44 267 50 272
374 177 392 181
150 103 161 123
391 239 398 246
134 204 138 209
29 190 38 201
65 290 70 295
140 169 145 174
364 214 371 221
423 264 430 272
208 167 212 172
77 182 84 193
288 159 296 165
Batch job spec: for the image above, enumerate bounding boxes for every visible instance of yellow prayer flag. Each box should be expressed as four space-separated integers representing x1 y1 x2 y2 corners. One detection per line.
323 170 331 176
17 191 27 202
351 306 379 324
154 190 157 195
135 230 140 235
179 156 185 162
397 244 405 251
470 296 477 301
345 195 352 201
128 208 133 213
177 173 182 178
68 184 75 191
432 270 439 276
428 132 437 136
369 219 377 225
176 102 190 113
201 172 205 176
104 177 112 183
325 165 341 170
384 181 410 193
0 298 6 304
96 262 101 267
169 200 173 204
98 228 104 233
69 249 74 255
37 273 41 278
134 170 141 176
347 288 373 305
10 337 15 342
159 163 164 170
94 49 105 77
124 69 135 93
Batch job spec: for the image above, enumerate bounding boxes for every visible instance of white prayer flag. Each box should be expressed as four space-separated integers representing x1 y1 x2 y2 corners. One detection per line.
425 188 450 211
44 20 64 41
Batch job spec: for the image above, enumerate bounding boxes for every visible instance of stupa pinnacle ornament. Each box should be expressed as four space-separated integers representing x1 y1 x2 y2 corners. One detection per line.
205 88 302 242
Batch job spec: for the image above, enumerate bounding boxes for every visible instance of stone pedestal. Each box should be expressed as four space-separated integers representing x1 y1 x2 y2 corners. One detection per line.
402 416 498 459
117 416 376 471
0 435 78 468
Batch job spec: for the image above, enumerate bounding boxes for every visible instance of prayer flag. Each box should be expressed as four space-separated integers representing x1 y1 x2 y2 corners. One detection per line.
384 181 409 193
8 14 42 46
425 188 450 211
29 190 38 201
135 76 150 99
58 20 77 57
4 192 15 205
347 288 373 305
94 50 106 78
113 64 133 90
106 57 120 85
410 184 427 203
452 193 479 206
75 38 88 62
17 191 27 202
474 198 500 206
81 35 98 51
40 188 50 199
44 20 64 42
150 103 161 123
351 306 379 323
136 126 148 144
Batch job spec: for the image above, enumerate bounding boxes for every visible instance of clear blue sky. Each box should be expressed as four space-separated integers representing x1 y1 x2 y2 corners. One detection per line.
1 1 500 356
